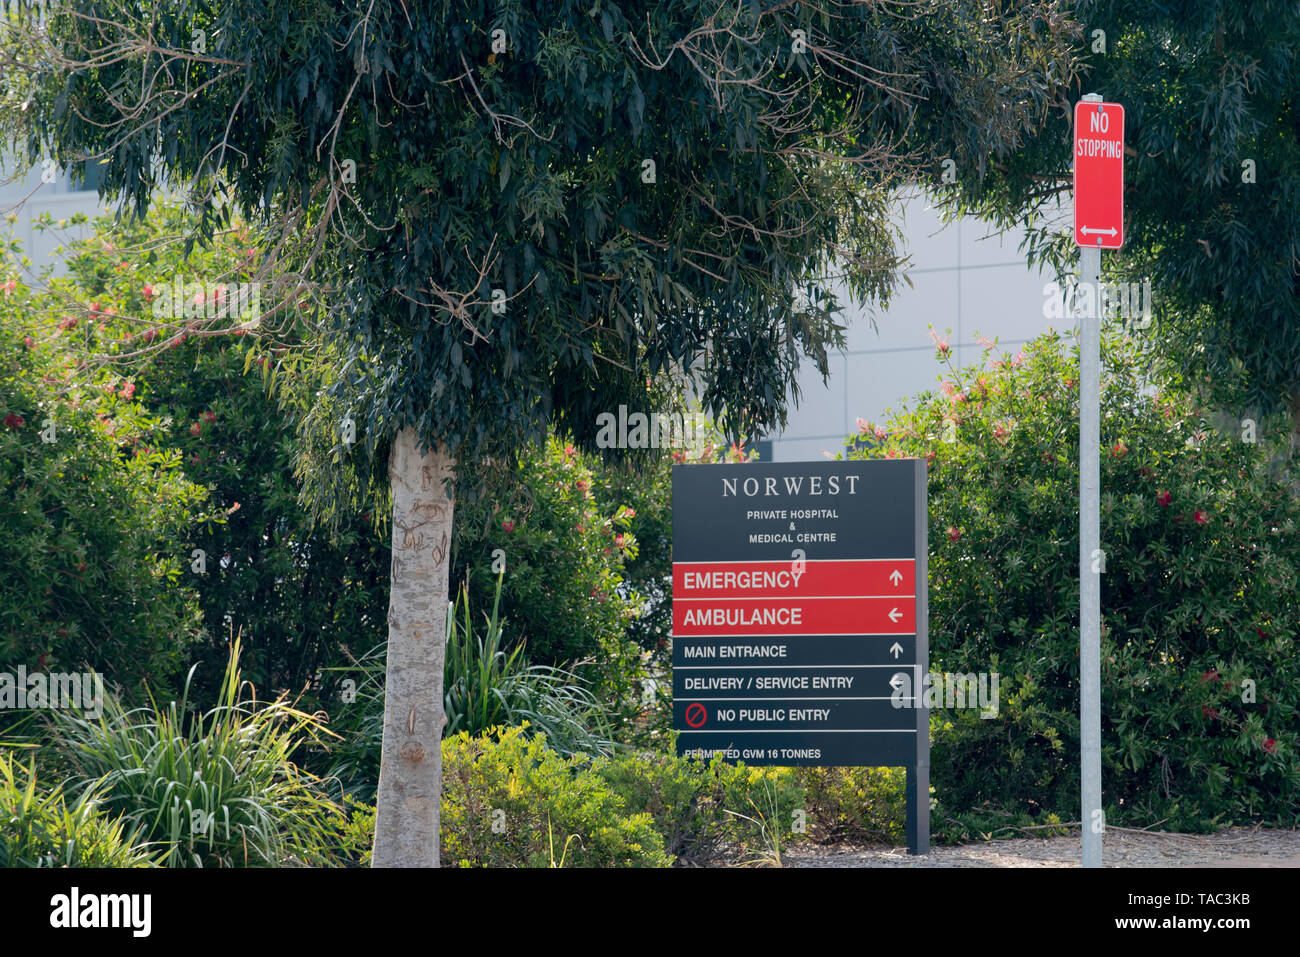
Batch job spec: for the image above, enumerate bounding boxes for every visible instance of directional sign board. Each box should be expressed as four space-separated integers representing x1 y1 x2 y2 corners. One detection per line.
672 459 928 770
1074 100 1125 248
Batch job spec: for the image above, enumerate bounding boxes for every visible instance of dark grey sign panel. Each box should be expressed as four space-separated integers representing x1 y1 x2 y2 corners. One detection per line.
671 458 930 852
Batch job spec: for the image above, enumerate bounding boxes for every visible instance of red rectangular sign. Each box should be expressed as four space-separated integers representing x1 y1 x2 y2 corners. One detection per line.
673 596 915 636
1074 100 1124 248
673 559 915 599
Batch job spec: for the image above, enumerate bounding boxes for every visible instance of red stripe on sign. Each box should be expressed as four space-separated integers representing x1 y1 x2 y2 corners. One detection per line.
674 559 915 598
673 596 915 636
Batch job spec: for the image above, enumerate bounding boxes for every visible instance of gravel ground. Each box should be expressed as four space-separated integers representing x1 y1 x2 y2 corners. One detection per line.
780 826 1300 867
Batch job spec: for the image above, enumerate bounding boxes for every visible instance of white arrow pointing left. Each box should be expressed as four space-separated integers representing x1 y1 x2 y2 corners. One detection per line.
888 607 902 623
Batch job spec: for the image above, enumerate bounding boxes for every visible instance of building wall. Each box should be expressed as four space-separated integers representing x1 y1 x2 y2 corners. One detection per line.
0 163 108 273
764 189 1055 463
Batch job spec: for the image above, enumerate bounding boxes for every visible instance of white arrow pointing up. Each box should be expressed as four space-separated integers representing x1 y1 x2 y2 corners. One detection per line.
889 569 903 586
890 642 903 659
888 607 902 623
1080 226 1117 237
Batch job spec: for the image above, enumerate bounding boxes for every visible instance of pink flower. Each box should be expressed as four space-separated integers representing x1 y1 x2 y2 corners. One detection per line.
119 383 135 399
1010 352 1025 368
58 317 77 331
1156 491 1172 507
614 534 626 548
575 479 590 493
874 426 887 440
22 336 34 349
142 285 156 301
190 422 202 436
201 410 216 424
2 280 16 295
1110 442 1128 457
3 413 23 429
928 329 950 355
947 526 961 543
564 444 575 457
1263 738 1278 754
856 417 870 434
624 509 636 518
502 519 515 533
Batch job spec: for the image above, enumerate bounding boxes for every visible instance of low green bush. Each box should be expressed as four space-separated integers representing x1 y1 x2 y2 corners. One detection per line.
593 744 804 864
793 766 907 845
0 754 158 867
440 726 671 867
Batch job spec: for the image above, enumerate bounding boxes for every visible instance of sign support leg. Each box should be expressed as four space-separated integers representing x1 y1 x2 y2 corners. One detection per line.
905 764 929 855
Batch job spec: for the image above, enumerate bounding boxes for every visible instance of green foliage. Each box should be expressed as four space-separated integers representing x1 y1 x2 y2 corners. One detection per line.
850 328 1300 831
27 204 392 708
439 726 671 868
326 797 376 868
0 241 210 702
943 0 1300 433
592 744 803 864
793 766 908 845
52 639 342 867
0 754 159 867
9 0 1079 464
325 572 617 802
452 436 640 672
444 572 616 753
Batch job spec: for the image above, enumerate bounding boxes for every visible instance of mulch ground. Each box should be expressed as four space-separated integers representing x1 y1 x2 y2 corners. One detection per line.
778 826 1300 867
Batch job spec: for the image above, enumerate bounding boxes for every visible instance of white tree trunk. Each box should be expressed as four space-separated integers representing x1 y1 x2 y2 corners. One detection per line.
372 428 456 867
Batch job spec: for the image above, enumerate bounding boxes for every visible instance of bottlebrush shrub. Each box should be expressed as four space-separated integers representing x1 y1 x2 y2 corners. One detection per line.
20 203 392 712
849 328 1300 833
451 436 646 717
0 295 210 705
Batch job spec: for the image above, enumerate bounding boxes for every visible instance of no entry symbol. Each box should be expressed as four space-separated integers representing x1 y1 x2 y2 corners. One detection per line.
684 702 707 728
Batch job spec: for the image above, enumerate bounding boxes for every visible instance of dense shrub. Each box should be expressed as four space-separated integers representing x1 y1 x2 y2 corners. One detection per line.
326 574 617 802
793 766 907 845
850 328 1300 833
0 754 159 867
33 207 391 708
0 242 210 702
439 726 672 867
53 640 341 867
593 745 803 864
452 439 641 666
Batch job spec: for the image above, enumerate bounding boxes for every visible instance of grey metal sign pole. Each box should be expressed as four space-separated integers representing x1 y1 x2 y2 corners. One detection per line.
906 459 930 855
1078 94 1104 870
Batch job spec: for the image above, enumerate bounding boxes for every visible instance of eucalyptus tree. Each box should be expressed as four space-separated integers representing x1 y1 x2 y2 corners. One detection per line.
940 0 1300 450
4 0 1079 865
